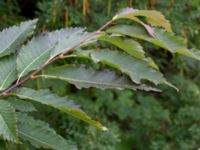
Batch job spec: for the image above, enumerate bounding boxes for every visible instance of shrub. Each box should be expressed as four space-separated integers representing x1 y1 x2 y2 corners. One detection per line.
0 8 199 149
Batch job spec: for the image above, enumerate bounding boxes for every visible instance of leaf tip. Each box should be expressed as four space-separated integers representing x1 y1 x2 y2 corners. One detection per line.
112 15 118 20
164 80 179 92
102 126 108 131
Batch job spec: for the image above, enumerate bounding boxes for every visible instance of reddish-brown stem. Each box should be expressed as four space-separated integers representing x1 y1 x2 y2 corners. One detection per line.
0 19 113 96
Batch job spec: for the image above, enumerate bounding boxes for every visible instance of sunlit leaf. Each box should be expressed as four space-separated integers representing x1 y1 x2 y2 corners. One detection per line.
107 25 200 61
98 35 159 69
99 35 145 59
113 8 172 32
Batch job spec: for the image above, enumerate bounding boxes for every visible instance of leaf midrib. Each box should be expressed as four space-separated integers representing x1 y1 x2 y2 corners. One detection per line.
0 23 32 54
0 68 15 90
0 106 16 141
17 46 53 80
36 74 136 89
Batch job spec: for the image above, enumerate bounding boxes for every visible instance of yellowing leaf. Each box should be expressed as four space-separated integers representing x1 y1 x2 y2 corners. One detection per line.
113 8 172 32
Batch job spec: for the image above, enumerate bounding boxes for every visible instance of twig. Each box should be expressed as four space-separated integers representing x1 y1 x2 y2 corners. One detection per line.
0 19 113 96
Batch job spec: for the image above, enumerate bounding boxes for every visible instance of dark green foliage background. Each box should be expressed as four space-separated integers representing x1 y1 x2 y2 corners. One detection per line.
1 0 200 149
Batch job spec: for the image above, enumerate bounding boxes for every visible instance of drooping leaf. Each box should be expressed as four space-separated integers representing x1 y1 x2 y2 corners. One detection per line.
98 35 145 59
98 35 159 69
36 65 159 92
77 50 166 85
153 29 200 60
113 8 172 32
13 87 107 130
0 55 17 91
107 25 200 61
107 24 150 41
7 99 36 112
76 49 177 90
0 100 18 142
0 19 37 58
17 113 77 150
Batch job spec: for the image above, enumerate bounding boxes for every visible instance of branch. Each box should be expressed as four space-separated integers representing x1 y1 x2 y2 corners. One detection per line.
0 19 113 96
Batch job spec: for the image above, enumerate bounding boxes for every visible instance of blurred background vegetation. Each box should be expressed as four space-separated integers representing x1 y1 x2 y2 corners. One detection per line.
0 0 200 149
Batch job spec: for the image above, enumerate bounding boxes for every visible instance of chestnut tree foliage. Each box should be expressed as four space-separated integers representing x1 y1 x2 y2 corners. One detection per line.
0 8 199 149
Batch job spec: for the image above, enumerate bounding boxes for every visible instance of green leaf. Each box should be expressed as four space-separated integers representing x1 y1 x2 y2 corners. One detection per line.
7 99 36 112
0 100 18 142
98 35 159 69
17 113 50 128
107 24 150 41
16 34 55 80
36 65 159 92
17 113 77 150
107 25 200 61
0 55 17 91
0 19 37 58
99 35 145 59
77 50 166 85
17 27 87 80
153 29 200 60
113 8 172 32
50 29 90 58
13 87 107 130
